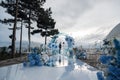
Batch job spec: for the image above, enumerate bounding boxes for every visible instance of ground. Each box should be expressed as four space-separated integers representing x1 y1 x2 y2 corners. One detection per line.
0 59 99 80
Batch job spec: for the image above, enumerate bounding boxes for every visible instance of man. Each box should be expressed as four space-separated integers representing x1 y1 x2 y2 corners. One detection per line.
59 42 62 64
59 42 61 54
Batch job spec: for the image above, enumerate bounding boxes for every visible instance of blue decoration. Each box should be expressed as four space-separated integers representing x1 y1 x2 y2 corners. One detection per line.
23 48 43 67
23 33 76 67
76 50 87 59
107 65 120 80
48 33 75 55
65 36 74 48
113 38 120 49
99 38 120 80
47 33 76 66
116 50 120 64
29 60 35 66
69 50 74 58
27 53 43 66
99 55 113 64
97 72 104 80
51 43 58 49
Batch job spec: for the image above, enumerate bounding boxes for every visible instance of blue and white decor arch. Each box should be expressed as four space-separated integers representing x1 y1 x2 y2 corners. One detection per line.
48 33 76 65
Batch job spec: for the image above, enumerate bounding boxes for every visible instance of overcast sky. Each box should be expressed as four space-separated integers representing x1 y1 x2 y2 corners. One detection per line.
0 0 120 46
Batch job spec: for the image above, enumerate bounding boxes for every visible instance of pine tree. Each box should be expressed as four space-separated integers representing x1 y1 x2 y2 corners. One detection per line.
31 8 59 46
0 0 19 57
19 0 46 52
0 0 47 56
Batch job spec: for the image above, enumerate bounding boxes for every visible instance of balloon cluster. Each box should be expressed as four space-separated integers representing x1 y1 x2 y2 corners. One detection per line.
65 36 74 48
23 48 43 67
107 65 120 80
65 36 74 60
99 38 120 80
48 33 75 57
97 72 104 80
48 43 58 50
113 38 120 49
48 33 74 50
47 33 75 65
99 55 113 64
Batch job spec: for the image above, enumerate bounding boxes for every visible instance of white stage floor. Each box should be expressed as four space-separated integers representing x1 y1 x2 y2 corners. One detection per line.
0 60 98 80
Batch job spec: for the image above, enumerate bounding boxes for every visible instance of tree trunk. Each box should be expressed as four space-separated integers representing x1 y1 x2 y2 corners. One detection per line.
11 0 18 58
28 9 31 52
19 21 23 56
45 29 47 52
45 35 47 46
45 28 47 46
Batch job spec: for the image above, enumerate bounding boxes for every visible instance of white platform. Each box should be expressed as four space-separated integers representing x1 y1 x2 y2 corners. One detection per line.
0 60 98 80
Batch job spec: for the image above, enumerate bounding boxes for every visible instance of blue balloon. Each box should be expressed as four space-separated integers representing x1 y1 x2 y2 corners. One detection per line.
30 60 35 66
24 52 43 67
99 55 112 64
50 43 58 50
113 39 120 49
97 72 104 80
65 37 68 41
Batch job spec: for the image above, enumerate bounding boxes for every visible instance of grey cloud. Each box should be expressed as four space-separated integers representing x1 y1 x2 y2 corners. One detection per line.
51 0 120 31
83 33 104 42
78 24 116 44
1 0 120 44
54 0 92 18
45 0 95 30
